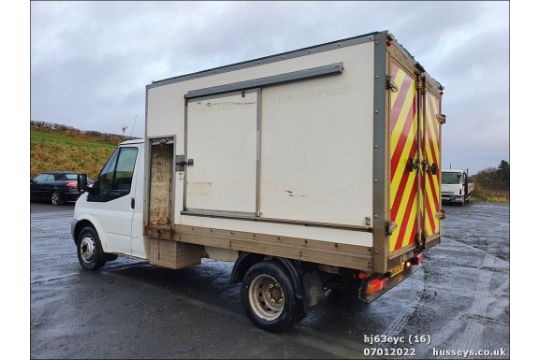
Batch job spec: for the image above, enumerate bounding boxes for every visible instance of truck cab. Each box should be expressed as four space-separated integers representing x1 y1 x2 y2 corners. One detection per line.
441 169 474 206
71 139 147 267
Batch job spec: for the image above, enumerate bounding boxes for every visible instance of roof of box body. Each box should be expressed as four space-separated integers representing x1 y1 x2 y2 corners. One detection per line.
147 30 443 90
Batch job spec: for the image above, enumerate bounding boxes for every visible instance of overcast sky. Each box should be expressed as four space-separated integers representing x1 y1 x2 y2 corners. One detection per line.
31 1 508 174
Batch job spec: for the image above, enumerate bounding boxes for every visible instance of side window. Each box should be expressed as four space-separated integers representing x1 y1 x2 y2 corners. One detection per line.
89 147 138 202
114 148 138 193
33 174 47 184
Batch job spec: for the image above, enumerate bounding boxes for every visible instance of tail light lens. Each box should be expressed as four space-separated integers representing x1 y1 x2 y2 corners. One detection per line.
365 278 385 295
411 253 423 265
66 181 77 187
357 271 370 280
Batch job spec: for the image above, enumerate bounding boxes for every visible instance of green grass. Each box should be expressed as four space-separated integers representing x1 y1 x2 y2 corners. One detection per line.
471 183 509 203
31 127 124 179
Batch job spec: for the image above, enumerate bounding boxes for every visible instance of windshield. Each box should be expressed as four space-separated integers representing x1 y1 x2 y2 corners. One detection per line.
442 172 462 184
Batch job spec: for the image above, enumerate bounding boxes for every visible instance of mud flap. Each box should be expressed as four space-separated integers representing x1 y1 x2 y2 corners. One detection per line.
302 271 325 313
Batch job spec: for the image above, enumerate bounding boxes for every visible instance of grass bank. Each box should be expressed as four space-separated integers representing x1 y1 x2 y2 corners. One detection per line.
31 124 131 179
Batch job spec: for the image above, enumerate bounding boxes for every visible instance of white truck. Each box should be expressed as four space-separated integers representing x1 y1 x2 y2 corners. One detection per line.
72 31 445 331
441 169 474 206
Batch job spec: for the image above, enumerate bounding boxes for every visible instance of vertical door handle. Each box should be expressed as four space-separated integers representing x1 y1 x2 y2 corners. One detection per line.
407 158 419 172
131 197 135 209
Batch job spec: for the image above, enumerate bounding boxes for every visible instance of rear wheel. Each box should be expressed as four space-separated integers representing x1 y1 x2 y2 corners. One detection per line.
241 261 301 332
50 191 64 205
77 226 105 270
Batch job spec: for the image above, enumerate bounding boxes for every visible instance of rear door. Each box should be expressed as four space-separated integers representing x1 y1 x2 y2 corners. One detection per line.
421 84 443 242
388 59 420 257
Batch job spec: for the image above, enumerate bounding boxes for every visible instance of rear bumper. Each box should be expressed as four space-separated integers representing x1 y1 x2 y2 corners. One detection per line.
442 194 463 203
359 264 419 303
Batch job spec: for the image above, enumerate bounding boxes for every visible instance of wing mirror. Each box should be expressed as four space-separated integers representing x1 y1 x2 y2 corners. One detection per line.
77 174 91 193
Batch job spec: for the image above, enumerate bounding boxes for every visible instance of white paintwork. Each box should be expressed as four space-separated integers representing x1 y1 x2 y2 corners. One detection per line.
259 55 373 225
73 142 147 258
146 41 375 247
186 91 258 213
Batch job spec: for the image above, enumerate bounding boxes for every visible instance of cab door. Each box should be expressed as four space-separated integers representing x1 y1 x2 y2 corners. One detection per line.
86 145 140 255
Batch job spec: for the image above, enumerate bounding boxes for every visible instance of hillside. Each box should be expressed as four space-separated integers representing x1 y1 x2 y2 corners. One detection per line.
31 121 134 179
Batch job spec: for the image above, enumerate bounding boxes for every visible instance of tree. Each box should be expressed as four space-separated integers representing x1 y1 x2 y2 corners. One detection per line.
497 160 510 189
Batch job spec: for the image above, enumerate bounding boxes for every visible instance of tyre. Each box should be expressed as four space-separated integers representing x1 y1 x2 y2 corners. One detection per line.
241 261 301 332
77 226 105 270
50 190 64 206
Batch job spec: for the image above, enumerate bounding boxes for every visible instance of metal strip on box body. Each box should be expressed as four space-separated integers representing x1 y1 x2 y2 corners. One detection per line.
180 210 373 232
149 32 377 89
255 88 262 217
185 63 344 100
144 85 150 227
183 99 188 212
371 31 389 273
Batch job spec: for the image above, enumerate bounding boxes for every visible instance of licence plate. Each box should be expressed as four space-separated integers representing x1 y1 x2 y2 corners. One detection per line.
389 262 405 278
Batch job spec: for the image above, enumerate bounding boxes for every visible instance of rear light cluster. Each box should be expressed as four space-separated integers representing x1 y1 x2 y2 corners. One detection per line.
66 181 77 187
366 278 386 295
357 271 370 280
411 253 423 265
362 253 423 296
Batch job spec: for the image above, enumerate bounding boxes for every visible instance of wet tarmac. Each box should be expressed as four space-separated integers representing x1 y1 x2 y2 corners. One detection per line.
30 201 509 359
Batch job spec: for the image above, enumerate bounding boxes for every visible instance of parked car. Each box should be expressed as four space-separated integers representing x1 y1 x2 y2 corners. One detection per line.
30 172 92 205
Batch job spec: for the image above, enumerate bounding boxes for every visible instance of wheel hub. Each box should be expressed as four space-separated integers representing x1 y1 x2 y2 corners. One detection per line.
248 274 285 321
80 236 95 263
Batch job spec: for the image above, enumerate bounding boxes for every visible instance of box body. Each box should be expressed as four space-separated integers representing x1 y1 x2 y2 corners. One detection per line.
144 31 444 273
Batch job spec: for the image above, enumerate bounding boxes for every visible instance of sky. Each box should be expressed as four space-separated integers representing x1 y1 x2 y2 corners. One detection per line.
30 1 509 174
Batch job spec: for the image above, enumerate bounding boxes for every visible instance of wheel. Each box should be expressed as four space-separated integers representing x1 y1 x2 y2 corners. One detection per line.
241 261 301 332
50 191 64 206
77 226 105 270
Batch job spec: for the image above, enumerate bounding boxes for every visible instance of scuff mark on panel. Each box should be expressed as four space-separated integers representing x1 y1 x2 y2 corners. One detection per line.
285 190 307 198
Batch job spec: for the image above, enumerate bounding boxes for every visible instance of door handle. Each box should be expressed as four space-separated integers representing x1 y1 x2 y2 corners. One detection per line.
131 198 135 209
407 158 419 172
425 162 438 174
175 155 194 171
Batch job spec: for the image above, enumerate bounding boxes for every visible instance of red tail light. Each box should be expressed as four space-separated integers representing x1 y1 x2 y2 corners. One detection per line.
366 278 385 295
357 271 370 280
66 181 77 187
411 254 423 265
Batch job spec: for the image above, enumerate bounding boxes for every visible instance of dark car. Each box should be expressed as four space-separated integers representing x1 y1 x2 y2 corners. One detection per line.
30 172 90 205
